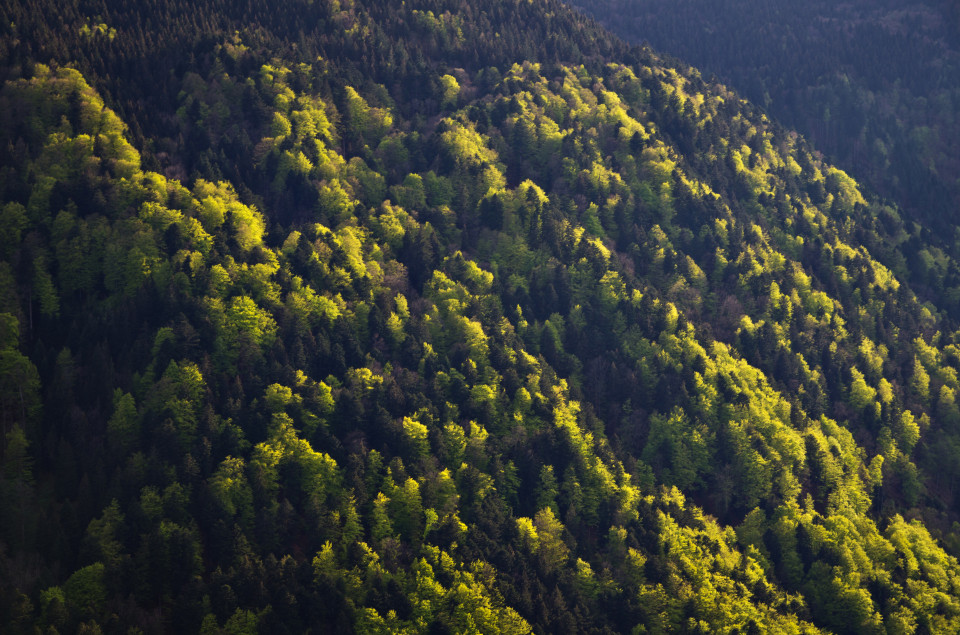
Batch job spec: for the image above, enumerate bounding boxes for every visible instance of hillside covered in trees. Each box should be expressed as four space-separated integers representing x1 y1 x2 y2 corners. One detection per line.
565 0 960 268
4 0 960 632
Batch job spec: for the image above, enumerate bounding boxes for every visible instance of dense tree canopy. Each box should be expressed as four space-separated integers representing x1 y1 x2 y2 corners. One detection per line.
566 0 960 303
3 0 960 632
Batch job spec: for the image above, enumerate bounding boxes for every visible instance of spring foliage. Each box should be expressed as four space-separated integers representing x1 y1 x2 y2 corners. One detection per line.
4 0 960 632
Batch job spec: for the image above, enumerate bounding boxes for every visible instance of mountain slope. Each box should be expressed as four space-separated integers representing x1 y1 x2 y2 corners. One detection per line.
564 0 960 283
3 0 960 632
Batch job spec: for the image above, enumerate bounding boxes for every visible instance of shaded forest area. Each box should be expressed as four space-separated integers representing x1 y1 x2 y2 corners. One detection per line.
3 0 960 632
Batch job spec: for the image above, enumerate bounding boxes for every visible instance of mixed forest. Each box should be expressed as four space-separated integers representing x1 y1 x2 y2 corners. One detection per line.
3 0 960 632
565 0 960 267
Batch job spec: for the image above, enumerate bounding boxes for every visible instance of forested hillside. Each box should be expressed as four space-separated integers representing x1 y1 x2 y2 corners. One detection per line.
564 0 960 265
4 0 960 632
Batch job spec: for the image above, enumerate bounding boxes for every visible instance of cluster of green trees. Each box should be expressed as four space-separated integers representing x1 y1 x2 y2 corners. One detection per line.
5 0 960 632
565 0 960 299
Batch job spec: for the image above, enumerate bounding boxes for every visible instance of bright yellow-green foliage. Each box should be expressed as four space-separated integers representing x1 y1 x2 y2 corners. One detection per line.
8 10 960 633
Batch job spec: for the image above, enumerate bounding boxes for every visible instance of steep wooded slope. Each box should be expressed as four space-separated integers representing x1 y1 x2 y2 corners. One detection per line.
3 1 960 632
565 0 960 273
